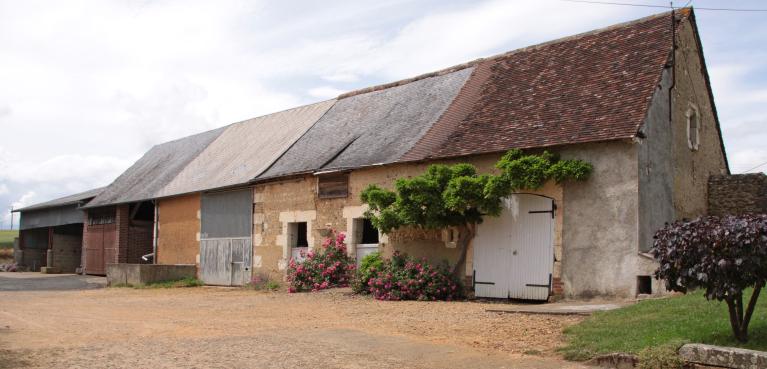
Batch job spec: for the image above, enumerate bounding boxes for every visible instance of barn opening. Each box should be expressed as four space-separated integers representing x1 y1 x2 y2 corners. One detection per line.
199 188 253 286
351 218 380 266
12 188 101 273
289 221 309 261
83 201 154 275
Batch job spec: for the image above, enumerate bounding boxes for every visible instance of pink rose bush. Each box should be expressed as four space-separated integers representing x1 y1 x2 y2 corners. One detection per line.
353 251 463 301
286 229 356 293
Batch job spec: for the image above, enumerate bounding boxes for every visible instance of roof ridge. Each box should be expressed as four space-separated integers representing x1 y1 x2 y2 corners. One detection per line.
217 98 337 129
339 9 686 99
14 186 105 212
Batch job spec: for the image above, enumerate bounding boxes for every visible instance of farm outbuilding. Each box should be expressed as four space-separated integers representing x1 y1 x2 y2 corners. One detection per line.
80 128 226 275
12 187 103 273
247 9 728 299
155 100 334 286
37 9 734 300
85 100 334 284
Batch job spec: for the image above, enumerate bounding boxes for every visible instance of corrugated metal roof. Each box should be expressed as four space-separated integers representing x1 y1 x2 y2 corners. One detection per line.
157 100 335 197
84 127 225 208
258 67 474 179
13 187 104 212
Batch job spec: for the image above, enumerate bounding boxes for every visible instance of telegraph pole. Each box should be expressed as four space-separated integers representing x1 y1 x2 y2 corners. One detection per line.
9 207 13 231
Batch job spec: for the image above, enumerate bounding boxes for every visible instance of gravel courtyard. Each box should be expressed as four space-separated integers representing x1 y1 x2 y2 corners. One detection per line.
0 277 588 368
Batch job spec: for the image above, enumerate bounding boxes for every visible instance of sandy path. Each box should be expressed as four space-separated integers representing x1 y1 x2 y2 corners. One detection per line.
0 286 587 368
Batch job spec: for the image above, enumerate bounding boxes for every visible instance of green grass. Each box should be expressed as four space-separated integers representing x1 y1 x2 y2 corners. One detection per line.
560 289 767 361
0 230 18 249
111 277 204 289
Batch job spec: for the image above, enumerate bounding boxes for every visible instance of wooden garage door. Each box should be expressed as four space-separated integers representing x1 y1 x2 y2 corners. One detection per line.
473 194 555 301
84 224 116 275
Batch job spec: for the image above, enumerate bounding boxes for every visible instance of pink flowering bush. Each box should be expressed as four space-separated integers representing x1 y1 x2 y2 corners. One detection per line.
286 229 356 293
355 251 463 301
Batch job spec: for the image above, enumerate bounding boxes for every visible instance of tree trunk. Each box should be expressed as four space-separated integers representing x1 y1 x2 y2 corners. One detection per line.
450 223 476 280
726 298 746 342
725 283 764 343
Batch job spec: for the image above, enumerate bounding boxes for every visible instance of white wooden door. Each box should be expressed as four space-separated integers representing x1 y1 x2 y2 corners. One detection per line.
200 237 252 286
473 194 554 300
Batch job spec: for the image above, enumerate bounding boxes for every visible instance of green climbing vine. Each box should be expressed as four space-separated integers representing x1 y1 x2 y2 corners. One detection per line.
361 149 592 277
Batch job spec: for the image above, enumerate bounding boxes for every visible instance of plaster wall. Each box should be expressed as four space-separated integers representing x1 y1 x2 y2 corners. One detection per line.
561 141 640 298
670 17 728 219
637 67 674 254
157 193 200 265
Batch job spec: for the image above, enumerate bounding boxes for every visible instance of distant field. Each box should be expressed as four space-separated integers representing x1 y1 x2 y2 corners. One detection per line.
0 230 18 248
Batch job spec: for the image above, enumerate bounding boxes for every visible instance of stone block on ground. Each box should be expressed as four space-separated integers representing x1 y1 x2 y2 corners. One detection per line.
679 343 767 369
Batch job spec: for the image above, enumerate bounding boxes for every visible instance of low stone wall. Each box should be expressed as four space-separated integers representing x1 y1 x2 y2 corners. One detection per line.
679 343 767 369
106 264 197 286
708 173 767 216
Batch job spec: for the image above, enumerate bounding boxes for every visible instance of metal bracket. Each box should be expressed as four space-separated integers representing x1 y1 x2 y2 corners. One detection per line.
473 270 497 289
528 202 557 219
525 274 553 296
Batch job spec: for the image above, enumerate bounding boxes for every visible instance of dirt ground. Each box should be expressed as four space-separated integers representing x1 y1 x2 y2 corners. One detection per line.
0 281 588 368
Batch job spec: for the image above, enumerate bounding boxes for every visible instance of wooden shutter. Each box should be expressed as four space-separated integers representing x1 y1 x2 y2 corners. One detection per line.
317 173 349 199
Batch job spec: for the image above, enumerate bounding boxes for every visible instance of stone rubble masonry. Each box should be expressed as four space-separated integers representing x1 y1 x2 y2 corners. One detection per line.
708 173 767 216
251 153 565 296
679 343 767 369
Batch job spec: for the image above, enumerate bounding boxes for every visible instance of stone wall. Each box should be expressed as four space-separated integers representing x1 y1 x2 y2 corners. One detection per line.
252 152 565 295
671 15 729 219
708 173 767 216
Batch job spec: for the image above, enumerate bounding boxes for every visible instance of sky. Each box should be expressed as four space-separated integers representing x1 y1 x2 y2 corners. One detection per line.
1 0 766 229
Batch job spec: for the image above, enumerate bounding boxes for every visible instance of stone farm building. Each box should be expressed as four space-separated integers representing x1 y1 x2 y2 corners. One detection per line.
11 188 103 273
15 9 762 300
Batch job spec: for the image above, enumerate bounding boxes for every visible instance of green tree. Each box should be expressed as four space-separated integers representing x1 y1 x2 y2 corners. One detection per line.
361 149 591 277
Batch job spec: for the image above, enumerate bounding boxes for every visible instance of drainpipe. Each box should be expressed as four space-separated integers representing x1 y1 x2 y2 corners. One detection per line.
152 200 158 264
669 7 676 123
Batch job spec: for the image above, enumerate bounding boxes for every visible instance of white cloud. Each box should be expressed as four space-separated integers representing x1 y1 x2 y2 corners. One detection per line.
0 184 8 196
0 0 765 223
308 86 346 99
322 73 360 83
708 62 767 173
11 191 37 210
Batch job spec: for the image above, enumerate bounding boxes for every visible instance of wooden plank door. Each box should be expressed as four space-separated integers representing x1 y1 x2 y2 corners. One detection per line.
84 225 105 275
472 198 514 298
200 238 252 286
200 239 232 286
473 194 554 301
229 238 252 286
508 195 554 300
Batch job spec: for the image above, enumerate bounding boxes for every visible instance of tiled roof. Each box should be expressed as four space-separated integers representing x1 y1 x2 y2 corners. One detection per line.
72 10 688 205
412 11 678 160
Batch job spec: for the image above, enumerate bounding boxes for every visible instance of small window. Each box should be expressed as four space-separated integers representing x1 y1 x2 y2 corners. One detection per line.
317 173 349 199
361 218 379 244
637 276 652 295
288 222 309 261
686 104 700 151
